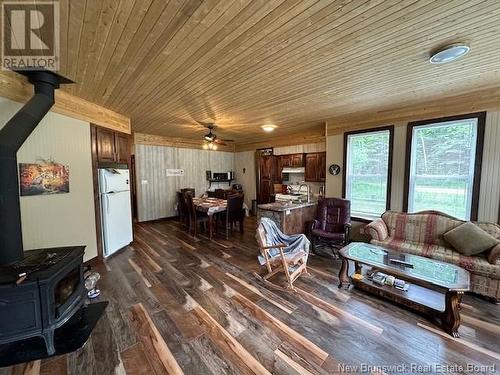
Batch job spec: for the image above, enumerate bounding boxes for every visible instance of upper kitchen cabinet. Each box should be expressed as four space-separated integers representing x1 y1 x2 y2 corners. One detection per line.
279 154 292 168
305 152 326 182
290 153 304 167
115 133 131 163
93 125 131 165
95 127 116 163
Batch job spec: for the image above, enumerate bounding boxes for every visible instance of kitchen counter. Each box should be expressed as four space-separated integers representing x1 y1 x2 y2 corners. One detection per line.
257 201 316 235
257 201 316 212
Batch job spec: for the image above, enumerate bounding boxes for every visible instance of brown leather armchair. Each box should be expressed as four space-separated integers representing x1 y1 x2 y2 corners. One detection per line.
310 198 351 254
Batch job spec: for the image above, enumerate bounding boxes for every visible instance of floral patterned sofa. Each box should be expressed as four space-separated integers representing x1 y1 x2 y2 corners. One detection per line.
364 211 500 302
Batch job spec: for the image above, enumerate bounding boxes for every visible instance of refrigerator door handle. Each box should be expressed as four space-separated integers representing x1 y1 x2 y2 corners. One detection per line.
104 174 108 194
105 195 110 215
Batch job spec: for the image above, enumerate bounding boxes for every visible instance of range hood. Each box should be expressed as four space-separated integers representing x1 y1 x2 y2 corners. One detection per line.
282 167 305 174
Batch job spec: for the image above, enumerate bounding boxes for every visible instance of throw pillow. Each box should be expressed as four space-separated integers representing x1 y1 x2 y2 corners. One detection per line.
444 222 499 256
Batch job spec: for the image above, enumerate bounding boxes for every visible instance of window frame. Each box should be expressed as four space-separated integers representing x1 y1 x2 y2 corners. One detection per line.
403 112 486 221
342 125 395 223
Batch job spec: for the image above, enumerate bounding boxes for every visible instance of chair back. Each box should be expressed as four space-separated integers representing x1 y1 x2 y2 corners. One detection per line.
256 222 268 253
185 192 197 220
181 188 195 196
215 189 227 199
177 191 187 217
226 193 244 222
315 198 351 233
207 191 217 198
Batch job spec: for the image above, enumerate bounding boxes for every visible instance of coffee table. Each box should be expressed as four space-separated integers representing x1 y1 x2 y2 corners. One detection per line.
338 242 470 337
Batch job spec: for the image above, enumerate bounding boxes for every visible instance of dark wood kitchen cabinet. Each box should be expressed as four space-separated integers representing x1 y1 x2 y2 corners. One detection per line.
305 152 326 182
318 152 326 182
95 127 116 163
257 155 279 203
290 153 304 167
94 125 131 164
279 154 292 168
259 156 273 180
115 133 131 163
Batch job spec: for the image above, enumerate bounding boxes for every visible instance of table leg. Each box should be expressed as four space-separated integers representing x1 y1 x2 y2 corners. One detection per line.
338 255 350 289
442 290 462 338
208 215 213 240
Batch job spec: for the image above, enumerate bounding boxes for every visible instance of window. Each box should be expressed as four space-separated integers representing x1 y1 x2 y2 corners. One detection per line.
404 113 485 221
343 126 394 220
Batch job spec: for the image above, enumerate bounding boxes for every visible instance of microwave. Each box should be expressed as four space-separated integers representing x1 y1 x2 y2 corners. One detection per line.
213 172 233 180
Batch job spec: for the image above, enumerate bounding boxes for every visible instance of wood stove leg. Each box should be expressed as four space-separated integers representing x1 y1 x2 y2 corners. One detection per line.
442 290 462 338
338 256 350 289
42 330 56 355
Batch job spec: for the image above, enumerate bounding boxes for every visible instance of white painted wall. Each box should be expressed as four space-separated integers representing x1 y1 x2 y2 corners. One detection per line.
326 112 500 223
135 144 235 221
234 150 256 208
0 97 98 262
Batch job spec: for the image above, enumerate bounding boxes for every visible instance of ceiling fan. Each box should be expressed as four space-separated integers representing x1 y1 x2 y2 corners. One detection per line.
197 122 234 148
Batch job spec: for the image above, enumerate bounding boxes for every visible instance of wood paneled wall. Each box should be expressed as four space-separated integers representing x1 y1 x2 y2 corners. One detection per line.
326 110 500 223
0 71 131 134
325 86 500 135
478 111 500 223
135 144 235 221
273 142 326 155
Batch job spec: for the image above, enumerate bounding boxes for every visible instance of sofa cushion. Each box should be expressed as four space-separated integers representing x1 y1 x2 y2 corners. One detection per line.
443 222 499 256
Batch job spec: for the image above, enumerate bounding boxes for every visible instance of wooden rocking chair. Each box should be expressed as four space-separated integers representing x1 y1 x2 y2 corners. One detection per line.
254 223 308 290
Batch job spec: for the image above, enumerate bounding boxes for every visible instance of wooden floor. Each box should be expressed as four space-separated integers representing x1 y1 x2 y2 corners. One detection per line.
2 217 499 375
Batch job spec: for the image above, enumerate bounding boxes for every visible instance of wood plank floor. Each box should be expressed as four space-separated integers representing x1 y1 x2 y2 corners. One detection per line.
3 217 499 374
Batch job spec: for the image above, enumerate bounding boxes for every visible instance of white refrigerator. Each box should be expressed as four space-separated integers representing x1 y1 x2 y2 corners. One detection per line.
99 168 133 257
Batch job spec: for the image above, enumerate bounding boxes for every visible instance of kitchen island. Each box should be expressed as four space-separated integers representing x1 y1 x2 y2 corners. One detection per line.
257 201 316 235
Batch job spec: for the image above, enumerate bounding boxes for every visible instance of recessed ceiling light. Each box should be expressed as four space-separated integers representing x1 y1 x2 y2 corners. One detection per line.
429 43 470 64
261 124 277 132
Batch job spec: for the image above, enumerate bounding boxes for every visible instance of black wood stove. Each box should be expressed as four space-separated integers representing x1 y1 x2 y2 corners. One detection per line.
0 247 86 354
0 70 107 367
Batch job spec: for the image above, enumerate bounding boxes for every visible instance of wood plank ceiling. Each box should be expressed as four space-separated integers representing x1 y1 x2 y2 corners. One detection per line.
52 0 500 144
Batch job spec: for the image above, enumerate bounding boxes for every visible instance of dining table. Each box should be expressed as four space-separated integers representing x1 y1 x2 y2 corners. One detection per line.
192 197 249 239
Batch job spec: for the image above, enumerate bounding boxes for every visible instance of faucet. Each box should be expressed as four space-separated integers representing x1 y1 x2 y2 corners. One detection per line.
298 183 310 202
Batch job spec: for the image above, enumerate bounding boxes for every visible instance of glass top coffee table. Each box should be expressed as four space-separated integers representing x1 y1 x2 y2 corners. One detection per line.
338 242 470 337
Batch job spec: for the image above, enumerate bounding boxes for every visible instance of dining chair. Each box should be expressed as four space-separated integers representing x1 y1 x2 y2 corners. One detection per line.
181 187 195 196
215 189 227 199
176 191 189 228
220 193 245 239
185 192 208 237
207 191 217 198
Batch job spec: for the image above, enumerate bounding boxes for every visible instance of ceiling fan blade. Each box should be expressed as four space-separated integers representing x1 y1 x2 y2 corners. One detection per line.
214 138 227 146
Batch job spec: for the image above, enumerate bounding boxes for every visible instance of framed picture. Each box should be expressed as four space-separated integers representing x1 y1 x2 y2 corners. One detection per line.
19 162 70 196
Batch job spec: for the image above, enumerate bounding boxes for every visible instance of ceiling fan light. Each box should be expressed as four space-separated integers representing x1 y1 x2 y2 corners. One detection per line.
261 124 277 132
204 133 215 141
429 43 470 64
